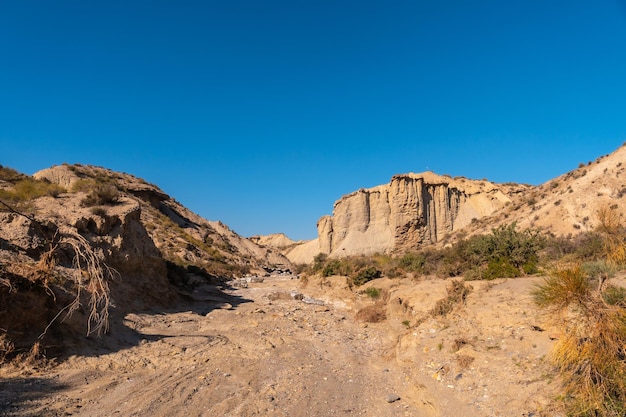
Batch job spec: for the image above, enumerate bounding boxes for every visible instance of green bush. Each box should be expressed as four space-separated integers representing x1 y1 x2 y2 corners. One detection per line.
321 258 352 277
482 258 521 280
349 266 381 287
455 223 544 280
312 253 328 273
603 285 626 307
363 287 381 299
398 252 426 273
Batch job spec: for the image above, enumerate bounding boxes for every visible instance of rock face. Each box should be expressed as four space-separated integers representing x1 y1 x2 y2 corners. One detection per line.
317 172 526 257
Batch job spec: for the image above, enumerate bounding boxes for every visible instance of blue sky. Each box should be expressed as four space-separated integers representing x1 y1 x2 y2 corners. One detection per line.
1 1 625 240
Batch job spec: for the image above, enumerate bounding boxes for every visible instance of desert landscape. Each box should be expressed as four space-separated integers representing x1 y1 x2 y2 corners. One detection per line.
1 144 626 416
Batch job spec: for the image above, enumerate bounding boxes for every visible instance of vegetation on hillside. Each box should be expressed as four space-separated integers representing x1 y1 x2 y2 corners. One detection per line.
0 166 65 210
307 222 546 285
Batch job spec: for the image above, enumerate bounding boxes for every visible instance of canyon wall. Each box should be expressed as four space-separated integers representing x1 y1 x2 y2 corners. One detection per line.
317 172 517 257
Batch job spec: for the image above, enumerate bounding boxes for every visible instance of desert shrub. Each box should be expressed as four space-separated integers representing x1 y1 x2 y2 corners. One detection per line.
582 260 617 284
354 304 386 323
534 265 626 416
398 252 426 273
363 287 381 299
603 285 626 307
71 178 97 193
90 207 107 217
572 232 605 261
46 183 65 197
596 204 626 265
322 259 352 277
0 165 25 183
312 253 328 273
431 280 472 316
487 223 544 269
81 184 120 207
482 258 521 280
348 266 381 287
444 223 543 280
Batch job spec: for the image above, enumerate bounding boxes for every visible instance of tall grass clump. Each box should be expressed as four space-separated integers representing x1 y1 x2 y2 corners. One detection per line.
534 265 626 416
534 205 626 416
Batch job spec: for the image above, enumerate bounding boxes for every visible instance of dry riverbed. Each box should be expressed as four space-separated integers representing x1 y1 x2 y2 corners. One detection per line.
1 274 565 416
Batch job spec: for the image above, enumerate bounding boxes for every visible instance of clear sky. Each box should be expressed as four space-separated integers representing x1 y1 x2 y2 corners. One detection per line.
1 1 625 240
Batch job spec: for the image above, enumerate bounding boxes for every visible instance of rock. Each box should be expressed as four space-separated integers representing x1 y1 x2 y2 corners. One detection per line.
316 172 522 257
385 393 400 403
302 297 325 305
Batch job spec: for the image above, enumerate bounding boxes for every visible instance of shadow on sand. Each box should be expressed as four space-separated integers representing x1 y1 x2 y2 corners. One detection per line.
0 376 70 417
47 279 253 359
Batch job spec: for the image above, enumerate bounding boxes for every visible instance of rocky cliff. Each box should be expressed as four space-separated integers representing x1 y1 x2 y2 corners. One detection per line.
316 172 530 258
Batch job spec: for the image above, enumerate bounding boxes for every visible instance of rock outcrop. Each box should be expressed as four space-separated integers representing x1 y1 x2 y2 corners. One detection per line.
316 172 529 258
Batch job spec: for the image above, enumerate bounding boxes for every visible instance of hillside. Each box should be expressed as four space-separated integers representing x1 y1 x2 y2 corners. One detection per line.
0 163 291 355
276 143 626 264
474 144 626 236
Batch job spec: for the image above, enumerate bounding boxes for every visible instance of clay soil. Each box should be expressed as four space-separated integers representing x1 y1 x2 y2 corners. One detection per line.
0 274 570 417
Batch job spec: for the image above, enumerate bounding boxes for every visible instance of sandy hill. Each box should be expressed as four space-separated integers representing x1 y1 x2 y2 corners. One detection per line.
0 163 291 354
273 143 626 264
249 233 298 249
472 144 626 237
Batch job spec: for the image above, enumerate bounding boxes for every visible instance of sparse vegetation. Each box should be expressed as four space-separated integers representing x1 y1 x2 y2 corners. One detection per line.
81 183 120 206
534 265 626 416
534 204 626 416
431 280 472 317
349 266 382 287
363 287 381 299
90 207 107 217
0 176 66 210
305 223 544 285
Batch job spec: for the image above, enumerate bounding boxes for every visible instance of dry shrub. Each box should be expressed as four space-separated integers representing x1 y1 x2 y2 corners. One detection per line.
596 204 626 265
81 184 120 207
355 304 386 323
0 215 115 366
46 228 114 336
534 265 626 416
0 333 14 362
431 280 472 317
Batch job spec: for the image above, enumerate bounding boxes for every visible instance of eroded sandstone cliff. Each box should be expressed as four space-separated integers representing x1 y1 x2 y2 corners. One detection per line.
317 172 528 258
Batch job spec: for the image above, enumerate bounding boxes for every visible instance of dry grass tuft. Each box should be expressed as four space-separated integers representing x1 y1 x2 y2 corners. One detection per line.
431 280 472 317
534 264 626 416
355 304 386 323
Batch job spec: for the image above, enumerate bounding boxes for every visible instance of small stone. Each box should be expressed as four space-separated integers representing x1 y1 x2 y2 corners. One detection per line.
385 393 400 403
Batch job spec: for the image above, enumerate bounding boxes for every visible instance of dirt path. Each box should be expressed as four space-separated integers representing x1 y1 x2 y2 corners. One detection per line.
1 274 567 417
0 277 451 417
